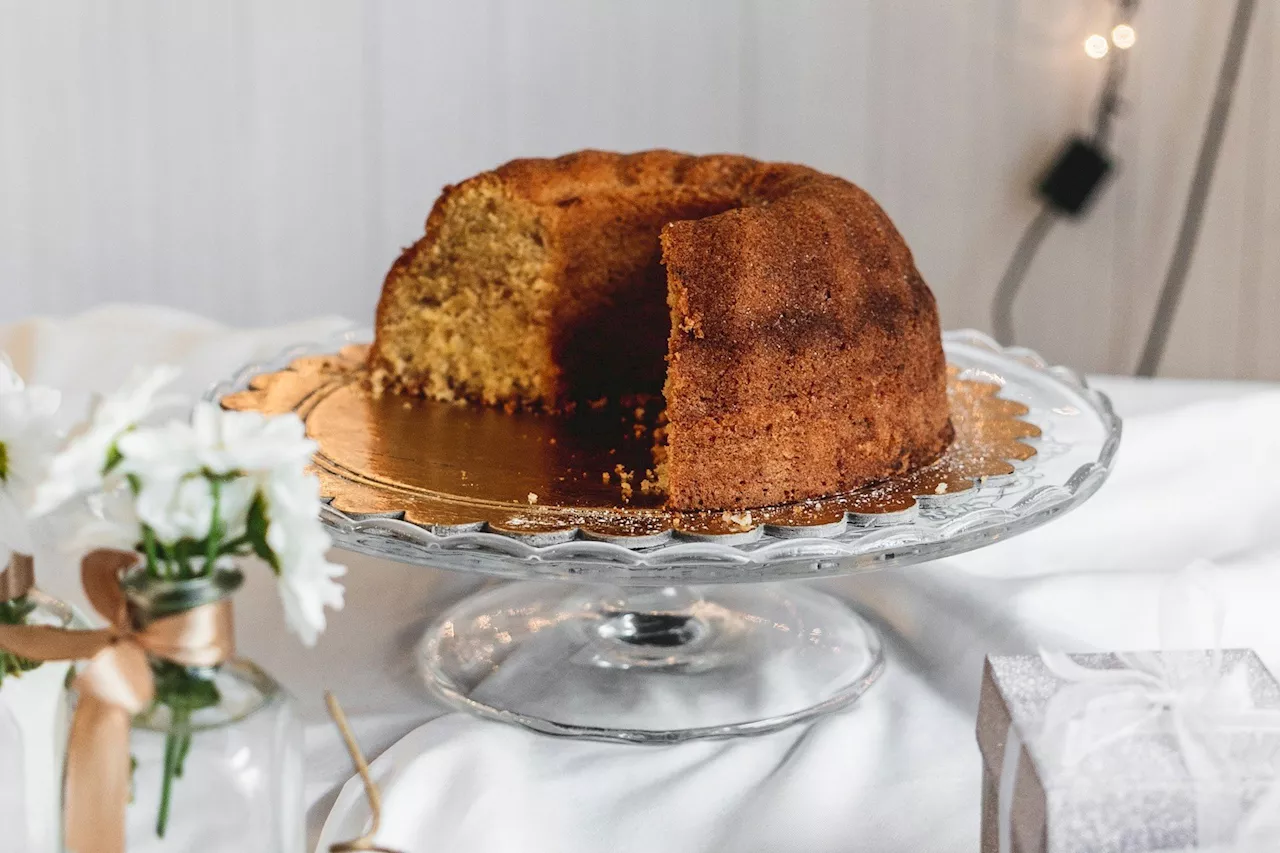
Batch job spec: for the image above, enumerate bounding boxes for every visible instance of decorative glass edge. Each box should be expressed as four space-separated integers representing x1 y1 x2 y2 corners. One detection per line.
207 328 1121 573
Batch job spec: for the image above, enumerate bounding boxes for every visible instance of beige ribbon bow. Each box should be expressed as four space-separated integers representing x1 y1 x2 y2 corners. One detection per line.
0 549 235 853
0 552 34 602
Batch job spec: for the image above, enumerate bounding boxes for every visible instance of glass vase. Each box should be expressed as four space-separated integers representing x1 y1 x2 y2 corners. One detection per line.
65 568 304 853
0 585 75 853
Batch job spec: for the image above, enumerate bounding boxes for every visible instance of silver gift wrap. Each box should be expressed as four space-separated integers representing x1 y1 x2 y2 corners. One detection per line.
976 651 1280 853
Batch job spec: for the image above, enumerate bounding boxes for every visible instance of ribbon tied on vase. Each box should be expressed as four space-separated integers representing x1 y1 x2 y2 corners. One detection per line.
998 562 1280 853
0 549 234 853
0 552 34 601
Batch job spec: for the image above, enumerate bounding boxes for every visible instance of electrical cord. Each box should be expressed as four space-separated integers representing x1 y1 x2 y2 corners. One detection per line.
990 0 1137 346
991 0 1257 376
991 205 1055 345
1134 0 1257 376
1090 3 1137 150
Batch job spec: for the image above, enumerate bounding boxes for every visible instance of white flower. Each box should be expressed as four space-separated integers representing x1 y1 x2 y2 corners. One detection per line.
0 355 63 552
115 403 315 479
115 418 202 484
274 536 346 647
117 403 344 645
131 471 260 545
214 476 258 541
133 474 216 543
67 489 144 553
261 469 344 646
189 403 315 475
30 365 181 517
30 366 343 647
0 359 20 394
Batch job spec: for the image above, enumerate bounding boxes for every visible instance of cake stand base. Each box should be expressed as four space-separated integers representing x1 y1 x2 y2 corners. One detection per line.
418 581 884 744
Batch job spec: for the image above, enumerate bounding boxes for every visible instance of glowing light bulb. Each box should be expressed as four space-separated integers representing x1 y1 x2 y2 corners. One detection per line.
1111 24 1136 49
1084 34 1110 59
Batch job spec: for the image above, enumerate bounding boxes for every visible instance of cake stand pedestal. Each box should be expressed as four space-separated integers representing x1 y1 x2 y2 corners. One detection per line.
214 329 1120 744
421 581 882 742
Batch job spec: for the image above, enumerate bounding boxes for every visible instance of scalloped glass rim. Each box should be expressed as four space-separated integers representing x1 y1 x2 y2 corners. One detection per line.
208 329 1121 586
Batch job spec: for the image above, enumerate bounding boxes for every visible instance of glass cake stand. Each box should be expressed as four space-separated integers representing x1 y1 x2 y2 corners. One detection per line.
211 330 1120 744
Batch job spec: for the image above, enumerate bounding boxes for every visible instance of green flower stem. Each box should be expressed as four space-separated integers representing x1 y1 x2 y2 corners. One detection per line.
175 727 193 775
149 662 221 839
125 472 252 835
118 469 252 835
217 534 251 555
203 479 223 577
142 525 161 579
156 708 189 838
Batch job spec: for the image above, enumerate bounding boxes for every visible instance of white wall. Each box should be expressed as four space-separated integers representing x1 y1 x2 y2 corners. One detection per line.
1 1 1277 379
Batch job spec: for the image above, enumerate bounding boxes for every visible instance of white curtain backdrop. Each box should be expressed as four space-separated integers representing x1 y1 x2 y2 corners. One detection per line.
2 0 1278 379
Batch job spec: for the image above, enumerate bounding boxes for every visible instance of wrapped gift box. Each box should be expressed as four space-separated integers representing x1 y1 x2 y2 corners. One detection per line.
976 651 1280 853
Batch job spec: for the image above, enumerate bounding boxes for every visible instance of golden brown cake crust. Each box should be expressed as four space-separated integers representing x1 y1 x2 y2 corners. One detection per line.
661 161 952 510
372 150 952 511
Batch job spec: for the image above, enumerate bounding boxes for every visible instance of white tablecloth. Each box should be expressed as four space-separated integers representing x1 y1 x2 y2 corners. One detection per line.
4 305 1279 853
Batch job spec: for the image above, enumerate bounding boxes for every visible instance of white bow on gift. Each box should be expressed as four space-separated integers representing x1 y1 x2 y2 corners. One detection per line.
998 562 1280 853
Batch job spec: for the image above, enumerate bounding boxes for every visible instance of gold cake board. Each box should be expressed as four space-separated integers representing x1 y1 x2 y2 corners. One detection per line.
221 344 1040 547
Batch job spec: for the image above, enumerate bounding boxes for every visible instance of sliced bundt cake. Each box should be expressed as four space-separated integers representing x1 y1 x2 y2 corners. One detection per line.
371 150 951 511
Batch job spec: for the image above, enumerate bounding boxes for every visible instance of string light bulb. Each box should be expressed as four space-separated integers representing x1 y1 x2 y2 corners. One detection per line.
1111 24 1136 49
1084 34 1110 59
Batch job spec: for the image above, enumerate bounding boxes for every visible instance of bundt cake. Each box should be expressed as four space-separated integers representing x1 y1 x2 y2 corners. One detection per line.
371 150 952 511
